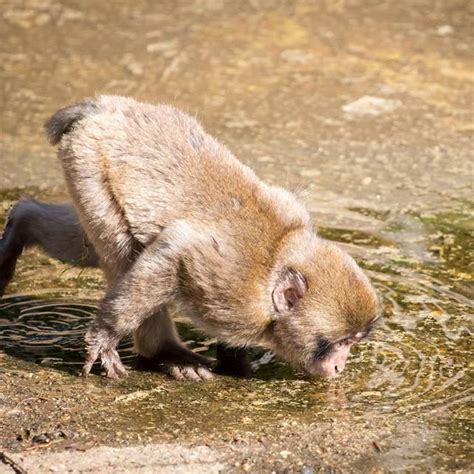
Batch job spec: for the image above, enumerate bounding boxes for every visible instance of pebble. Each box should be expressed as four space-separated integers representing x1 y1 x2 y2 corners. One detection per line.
436 25 454 36
57 8 84 25
359 391 383 398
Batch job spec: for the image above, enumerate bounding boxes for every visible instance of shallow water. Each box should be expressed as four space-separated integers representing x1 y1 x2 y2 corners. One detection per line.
1 199 472 408
0 0 473 470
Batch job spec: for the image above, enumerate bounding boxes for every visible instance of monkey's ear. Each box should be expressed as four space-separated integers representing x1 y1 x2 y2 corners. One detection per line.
272 268 308 313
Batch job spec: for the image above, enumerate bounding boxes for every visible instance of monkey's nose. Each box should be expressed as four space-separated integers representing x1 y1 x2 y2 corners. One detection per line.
326 358 347 378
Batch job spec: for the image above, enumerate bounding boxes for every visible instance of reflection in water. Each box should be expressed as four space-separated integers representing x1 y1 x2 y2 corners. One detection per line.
0 296 215 372
0 296 105 369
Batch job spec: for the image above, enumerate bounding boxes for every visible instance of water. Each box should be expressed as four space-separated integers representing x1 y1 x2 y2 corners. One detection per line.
0 0 472 470
1 200 472 414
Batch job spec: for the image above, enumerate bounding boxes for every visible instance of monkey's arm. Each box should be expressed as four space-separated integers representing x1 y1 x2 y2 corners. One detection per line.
82 221 212 379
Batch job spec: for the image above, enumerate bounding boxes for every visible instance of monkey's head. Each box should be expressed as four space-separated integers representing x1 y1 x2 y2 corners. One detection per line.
266 230 381 379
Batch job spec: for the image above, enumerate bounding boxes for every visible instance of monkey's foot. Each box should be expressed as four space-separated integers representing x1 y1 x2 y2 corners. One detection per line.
82 329 128 379
137 344 215 382
166 364 214 382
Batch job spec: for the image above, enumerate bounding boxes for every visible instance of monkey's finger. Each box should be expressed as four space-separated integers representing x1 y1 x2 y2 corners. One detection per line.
181 367 202 382
168 366 186 381
81 347 100 376
196 366 214 381
100 349 127 379
81 363 93 377
105 366 121 379
101 358 120 379
109 348 128 377
112 360 128 378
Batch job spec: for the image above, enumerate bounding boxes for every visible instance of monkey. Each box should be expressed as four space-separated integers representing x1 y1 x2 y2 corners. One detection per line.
0 95 381 381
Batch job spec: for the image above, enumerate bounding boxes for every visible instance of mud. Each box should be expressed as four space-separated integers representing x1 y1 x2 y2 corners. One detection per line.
0 0 473 472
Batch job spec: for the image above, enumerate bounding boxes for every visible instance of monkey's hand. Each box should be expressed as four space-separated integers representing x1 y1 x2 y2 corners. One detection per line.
82 326 128 379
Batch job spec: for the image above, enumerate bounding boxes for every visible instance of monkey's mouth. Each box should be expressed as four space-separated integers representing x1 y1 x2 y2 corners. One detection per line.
307 358 340 379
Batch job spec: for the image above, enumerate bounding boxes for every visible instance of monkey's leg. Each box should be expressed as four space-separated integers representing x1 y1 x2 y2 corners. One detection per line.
134 308 214 381
0 200 99 295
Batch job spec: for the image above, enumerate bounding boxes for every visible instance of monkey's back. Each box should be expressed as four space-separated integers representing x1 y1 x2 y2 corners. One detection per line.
56 95 310 263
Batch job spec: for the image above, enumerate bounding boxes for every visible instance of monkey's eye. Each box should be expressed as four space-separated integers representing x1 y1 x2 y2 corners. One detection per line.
313 337 333 360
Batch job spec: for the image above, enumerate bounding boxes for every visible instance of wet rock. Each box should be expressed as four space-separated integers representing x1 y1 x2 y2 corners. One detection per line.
342 96 401 116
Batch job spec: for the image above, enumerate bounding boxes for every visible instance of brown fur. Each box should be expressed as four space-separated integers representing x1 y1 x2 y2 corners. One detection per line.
2 95 381 380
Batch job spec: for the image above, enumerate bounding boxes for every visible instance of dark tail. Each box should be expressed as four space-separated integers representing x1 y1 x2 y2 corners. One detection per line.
45 100 100 145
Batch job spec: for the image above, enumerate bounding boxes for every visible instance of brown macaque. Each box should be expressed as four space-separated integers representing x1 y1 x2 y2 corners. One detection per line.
0 96 381 381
